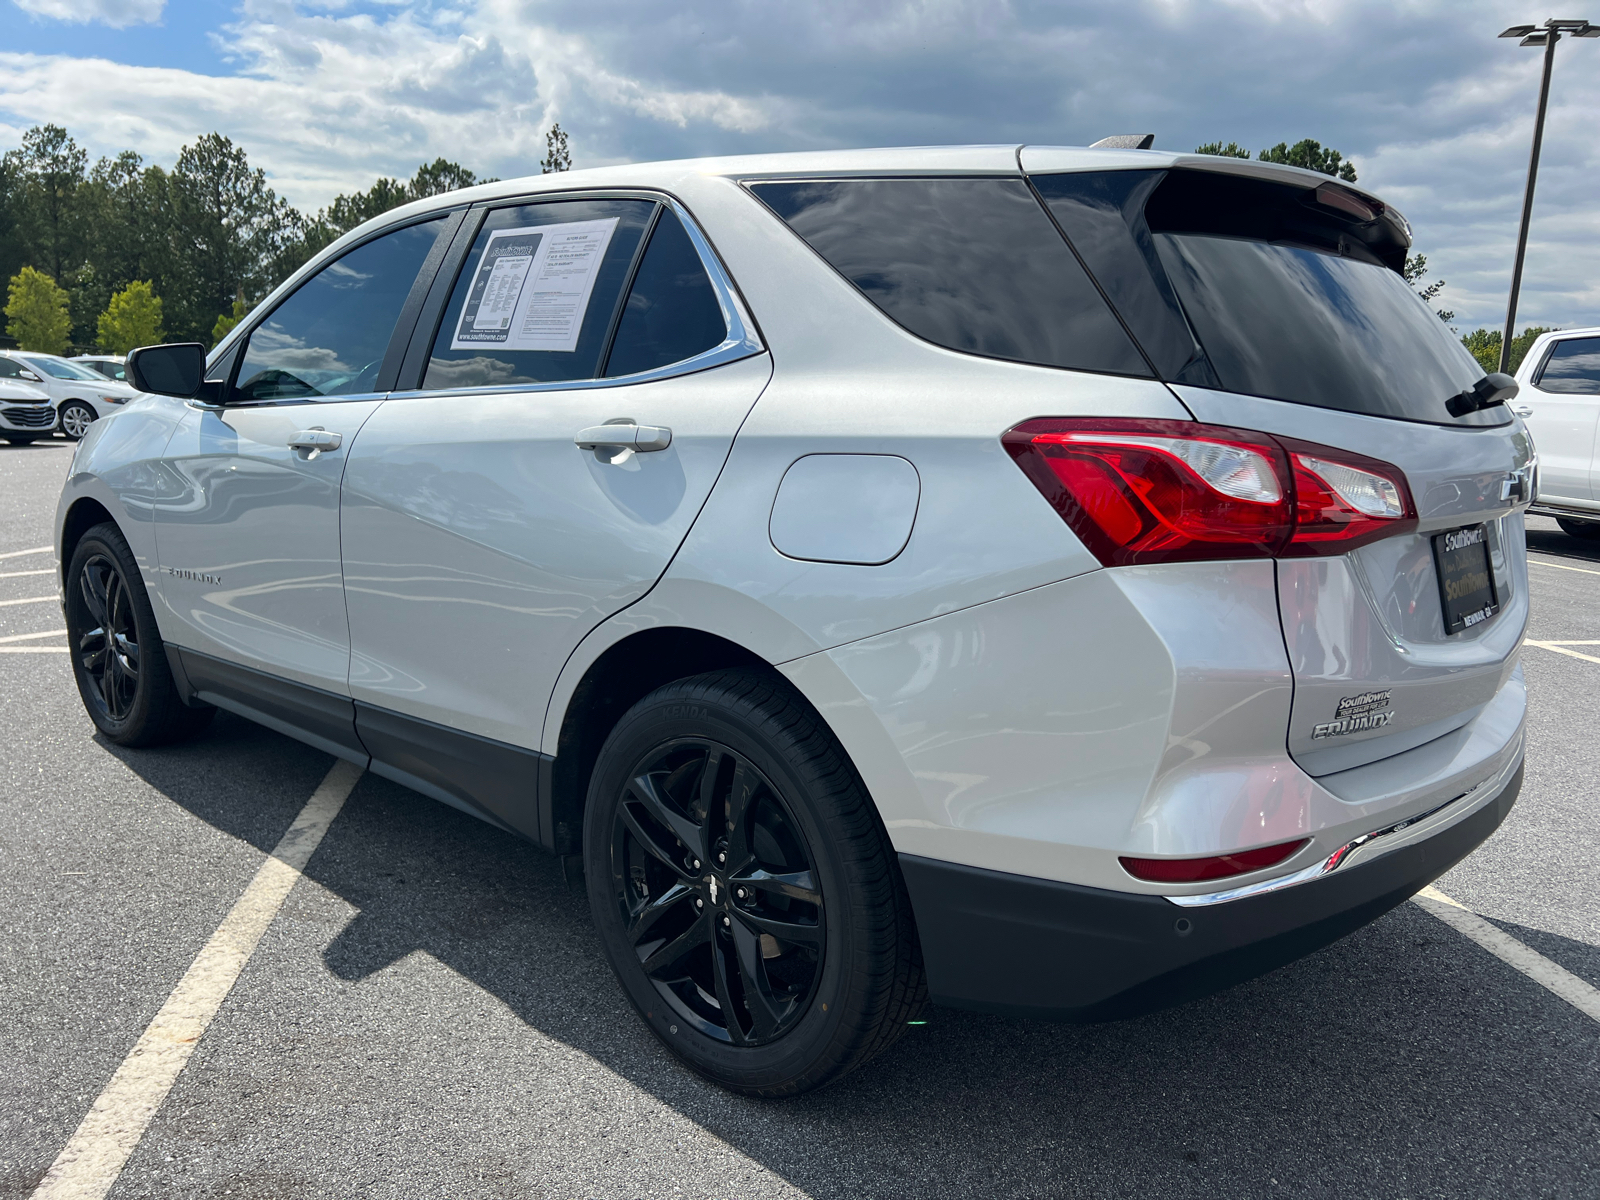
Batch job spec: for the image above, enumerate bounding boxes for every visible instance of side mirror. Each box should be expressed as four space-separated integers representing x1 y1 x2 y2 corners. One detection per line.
127 343 209 399
18 369 41 382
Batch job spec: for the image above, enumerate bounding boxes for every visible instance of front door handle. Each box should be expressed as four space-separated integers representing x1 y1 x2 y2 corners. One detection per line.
288 428 343 458
1511 405 1533 417
574 422 672 453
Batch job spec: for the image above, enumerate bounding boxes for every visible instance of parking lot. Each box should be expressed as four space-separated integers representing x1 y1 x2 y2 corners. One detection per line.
2 434 1597 1199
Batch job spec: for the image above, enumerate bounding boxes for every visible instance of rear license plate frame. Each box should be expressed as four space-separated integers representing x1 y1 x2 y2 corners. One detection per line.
1432 523 1499 635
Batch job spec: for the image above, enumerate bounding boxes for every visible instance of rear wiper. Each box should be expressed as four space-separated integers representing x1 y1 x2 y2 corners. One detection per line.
1446 372 1518 418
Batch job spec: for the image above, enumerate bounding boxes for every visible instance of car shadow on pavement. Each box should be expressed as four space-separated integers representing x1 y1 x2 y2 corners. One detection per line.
105 711 1600 1200
1525 522 1600 565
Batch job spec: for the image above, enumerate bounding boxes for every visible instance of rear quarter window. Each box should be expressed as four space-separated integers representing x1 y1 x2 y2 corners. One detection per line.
749 177 1149 377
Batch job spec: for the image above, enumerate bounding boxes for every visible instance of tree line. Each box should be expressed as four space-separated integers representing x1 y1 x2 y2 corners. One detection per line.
0 124 574 356
0 123 1547 375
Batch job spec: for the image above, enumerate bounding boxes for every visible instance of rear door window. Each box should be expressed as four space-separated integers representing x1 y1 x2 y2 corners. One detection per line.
602 208 727 378
1534 337 1600 394
424 199 655 390
234 219 446 402
749 178 1149 377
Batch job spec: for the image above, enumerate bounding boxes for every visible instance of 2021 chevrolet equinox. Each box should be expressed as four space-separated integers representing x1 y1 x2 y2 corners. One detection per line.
56 145 1531 1096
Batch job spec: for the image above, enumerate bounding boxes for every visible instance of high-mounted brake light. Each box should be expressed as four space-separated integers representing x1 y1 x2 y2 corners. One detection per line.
1120 838 1309 884
1003 419 1415 566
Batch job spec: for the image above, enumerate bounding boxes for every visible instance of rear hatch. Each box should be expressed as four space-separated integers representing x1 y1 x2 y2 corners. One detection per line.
1025 156 1532 775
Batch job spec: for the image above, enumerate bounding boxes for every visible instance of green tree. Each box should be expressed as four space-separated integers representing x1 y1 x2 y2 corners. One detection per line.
409 157 482 198
288 158 487 266
5 265 72 353
211 297 247 347
1403 254 1453 323
97 279 164 353
1460 327 1553 375
1193 141 1251 159
1196 137 1357 181
13 124 89 284
541 123 571 174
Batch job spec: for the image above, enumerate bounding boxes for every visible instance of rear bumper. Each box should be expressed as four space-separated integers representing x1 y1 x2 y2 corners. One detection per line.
900 760 1521 1022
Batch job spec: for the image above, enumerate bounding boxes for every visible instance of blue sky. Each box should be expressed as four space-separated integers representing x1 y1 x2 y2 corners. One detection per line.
3 0 1597 332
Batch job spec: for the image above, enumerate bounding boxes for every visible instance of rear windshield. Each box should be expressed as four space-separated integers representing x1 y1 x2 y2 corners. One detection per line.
1034 168 1501 427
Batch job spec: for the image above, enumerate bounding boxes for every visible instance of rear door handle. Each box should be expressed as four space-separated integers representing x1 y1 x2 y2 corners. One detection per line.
574 423 672 453
1511 405 1533 417
288 428 343 457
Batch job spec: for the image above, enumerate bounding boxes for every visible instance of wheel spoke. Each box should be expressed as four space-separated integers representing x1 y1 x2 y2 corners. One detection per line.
79 565 109 627
617 804 696 883
114 632 140 677
709 935 750 1046
639 912 710 979
722 758 756 872
733 907 822 947
731 867 822 907
627 771 707 867
78 628 107 672
626 882 695 944
728 918 790 1040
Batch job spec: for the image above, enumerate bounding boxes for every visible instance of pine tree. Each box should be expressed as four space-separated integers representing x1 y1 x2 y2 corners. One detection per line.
541 124 572 174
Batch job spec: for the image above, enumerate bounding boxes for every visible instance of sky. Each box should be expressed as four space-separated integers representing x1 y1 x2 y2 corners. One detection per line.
2 0 1596 333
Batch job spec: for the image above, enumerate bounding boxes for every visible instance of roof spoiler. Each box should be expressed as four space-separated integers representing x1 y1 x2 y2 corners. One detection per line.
1090 134 1155 150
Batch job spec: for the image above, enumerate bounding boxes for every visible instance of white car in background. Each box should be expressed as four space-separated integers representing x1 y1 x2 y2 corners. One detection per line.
72 354 129 383
1514 327 1600 539
0 377 57 443
0 350 137 440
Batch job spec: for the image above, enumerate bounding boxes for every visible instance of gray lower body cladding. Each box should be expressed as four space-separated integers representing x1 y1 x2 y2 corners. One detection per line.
900 761 1521 1022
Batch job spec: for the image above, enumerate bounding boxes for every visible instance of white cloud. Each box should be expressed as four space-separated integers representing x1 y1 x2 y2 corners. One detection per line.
12 0 165 27
0 0 1596 330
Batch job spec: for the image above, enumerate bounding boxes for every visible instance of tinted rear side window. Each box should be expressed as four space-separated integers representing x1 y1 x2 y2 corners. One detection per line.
603 208 727 378
1534 337 1600 394
750 178 1149 377
424 199 655 390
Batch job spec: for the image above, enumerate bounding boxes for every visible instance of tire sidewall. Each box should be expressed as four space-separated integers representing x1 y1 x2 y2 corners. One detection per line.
584 679 867 1092
65 527 163 741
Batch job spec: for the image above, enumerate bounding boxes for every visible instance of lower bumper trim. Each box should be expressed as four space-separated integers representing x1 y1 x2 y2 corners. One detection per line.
899 761 1521 1022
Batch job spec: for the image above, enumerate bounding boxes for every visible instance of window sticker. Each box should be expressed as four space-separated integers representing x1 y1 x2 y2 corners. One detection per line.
450 218 619 353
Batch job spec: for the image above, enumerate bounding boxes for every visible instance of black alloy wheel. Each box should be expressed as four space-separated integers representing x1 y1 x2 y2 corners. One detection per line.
64 522 214 746
75 552 141 722
609 737 824 1046
585 668 926 1096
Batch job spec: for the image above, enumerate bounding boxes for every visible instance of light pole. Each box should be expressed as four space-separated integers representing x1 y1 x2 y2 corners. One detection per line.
1496 18 1598 374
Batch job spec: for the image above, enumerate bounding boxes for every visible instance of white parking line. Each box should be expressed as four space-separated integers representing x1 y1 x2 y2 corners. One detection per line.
1414 886 1600 1024
1525 640 1600 666
0 629 65 643
0 545 52 561
0 647 68 654
30 760 364 1200
0 595 57 607
1527 557 1600 576
0 568 54 579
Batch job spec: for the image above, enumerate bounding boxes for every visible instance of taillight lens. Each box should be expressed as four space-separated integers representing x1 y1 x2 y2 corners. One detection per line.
1004 418 1415 565
1119 838 1309 884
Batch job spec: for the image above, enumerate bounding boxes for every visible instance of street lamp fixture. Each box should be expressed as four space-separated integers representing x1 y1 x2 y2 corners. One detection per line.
1495 18 1598 374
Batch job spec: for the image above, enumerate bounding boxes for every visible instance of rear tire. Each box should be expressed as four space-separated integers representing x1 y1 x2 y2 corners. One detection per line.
64 522 214 746
584 668 925 1097
1555 517 1600 541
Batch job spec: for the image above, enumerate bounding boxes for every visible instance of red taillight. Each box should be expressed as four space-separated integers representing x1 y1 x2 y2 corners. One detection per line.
1119 838 1309 884
1004 418 1415 565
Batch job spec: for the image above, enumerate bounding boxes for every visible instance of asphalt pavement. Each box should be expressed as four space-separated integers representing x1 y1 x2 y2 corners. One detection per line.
2 436 1597 1199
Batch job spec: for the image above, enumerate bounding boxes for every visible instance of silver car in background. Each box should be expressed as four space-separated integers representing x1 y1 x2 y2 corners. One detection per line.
55 146 1531 1096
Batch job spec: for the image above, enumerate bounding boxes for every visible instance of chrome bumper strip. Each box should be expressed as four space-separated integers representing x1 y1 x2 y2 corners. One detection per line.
1165 776 1499 909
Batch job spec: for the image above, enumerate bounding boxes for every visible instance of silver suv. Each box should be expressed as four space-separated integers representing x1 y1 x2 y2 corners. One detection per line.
56 146 1530 1096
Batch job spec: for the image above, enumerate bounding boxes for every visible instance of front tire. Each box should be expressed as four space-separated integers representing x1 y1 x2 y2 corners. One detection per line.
64 523 213 746
58 401 96 441
584 668 925 1096
1556 517 1600 541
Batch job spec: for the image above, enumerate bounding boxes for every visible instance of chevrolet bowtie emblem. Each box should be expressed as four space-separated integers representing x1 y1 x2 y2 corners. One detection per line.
708 876 720 904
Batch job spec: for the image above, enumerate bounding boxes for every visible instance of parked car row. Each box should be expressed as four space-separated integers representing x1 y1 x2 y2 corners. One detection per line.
0 351 135 442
